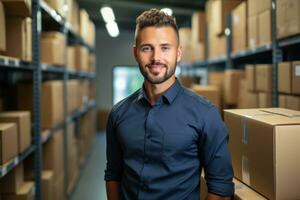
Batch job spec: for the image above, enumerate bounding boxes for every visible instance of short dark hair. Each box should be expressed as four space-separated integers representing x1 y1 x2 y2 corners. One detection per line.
135 8 179 44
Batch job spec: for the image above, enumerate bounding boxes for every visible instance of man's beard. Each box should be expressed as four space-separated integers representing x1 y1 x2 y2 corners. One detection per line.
139 60 177 84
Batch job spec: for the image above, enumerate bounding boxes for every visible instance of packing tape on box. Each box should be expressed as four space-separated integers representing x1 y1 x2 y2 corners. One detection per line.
241 117 249 144
295 65 300 76
242 155 251 186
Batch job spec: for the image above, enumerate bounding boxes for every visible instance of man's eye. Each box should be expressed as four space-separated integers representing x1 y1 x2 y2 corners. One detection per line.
141 47 151 52
162 46 170 51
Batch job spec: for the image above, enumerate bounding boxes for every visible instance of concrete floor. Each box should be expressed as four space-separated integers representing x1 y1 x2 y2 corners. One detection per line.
70 132 107 200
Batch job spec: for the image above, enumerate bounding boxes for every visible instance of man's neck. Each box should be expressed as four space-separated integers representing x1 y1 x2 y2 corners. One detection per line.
144 76 176 105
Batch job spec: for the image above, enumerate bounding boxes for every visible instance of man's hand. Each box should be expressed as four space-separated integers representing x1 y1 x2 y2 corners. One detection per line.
106 181 121 200
206 193 232 200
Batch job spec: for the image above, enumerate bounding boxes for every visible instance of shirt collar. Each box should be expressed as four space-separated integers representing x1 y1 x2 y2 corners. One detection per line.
137 79 182 105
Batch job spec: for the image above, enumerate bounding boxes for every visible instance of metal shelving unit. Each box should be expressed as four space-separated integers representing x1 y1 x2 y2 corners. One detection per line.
0 0 97 199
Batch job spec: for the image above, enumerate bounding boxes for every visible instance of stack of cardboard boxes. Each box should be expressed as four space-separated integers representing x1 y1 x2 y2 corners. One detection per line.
278 62 300 110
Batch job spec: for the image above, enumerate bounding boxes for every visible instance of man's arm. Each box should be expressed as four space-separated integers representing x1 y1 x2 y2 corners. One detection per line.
206 193 231 200
106 181 121 200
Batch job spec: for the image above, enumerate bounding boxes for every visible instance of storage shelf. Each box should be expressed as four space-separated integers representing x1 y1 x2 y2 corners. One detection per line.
40 0 65 27
68 70 96 79
67 100 97 122
41 122 65 144
0 56 34 70
278 34 300 48
231 45 272 60
0 146 36 177
206 55 227 66
41 64 65 73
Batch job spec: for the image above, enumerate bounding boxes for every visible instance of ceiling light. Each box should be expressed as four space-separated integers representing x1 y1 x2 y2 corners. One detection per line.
160 8 173 16
100 6 115 23
106 21 119 37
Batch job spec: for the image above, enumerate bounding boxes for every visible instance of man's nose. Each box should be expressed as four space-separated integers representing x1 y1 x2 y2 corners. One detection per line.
151 48 161 61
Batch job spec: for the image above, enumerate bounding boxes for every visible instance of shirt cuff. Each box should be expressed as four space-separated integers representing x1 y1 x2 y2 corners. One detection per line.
206 180 234 197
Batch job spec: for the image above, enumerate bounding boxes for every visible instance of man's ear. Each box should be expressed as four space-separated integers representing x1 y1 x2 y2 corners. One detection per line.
176 45 182 63
133 45 138 62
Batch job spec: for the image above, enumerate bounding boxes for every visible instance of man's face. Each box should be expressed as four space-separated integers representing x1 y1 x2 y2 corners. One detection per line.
133 26 182 84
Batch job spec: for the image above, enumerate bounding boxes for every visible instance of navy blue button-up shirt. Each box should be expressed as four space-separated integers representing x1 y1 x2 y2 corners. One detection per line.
105 80 234 200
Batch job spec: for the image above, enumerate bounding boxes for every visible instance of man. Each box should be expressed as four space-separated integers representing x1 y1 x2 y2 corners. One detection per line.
105 8 234 200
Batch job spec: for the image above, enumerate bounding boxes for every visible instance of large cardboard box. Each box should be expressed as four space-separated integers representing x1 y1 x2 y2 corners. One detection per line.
248 15 258 49
79 9 89 42
89 53 96 72
191 42 205 62
208 71 224 91
224 69 245 105
5 17 32 61
0 112 31 154
67 80 80 114
42 170 54 200
232 2 247 53
190 85 221 108
74 45 89 72
67 123 79 191
87 20 96 47
258 9 272 46
286 95 300 110
292 61 300 94
278 62 292 93
0 2 6 52
67 46 75 69
0 123 18 165
234 178 267 200
1 0 31 17
277 0 300 39
191 12 206 43
1 181 35 200
255 64 272 92
245 65 255 91
279 94 287 108
70 1 79 34
224 108 300 200
41 32 66 66
258 92 272 108
43 130 64 181
0 163 24 193
53 173 65 200
247 0 258 17
208 34 226 58
247 92 259 108
258 0 271 13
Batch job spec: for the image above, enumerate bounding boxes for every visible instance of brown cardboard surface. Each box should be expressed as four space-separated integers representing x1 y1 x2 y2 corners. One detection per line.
278 94 287 108
208 34 226 58
224 108 300 199
0 123 18 165
258 9 272 46
248 15 258 49
5 17 32 61
224 69 245 105
245 65 255 91
44 0 64 17
258 92 272 108
190 84 221 108
247 0 258 17
232 2 247 53
74 45 89 72
238 79 247 109
0 2 6 52
0 163 24 193
2 181 35 200
247 92 259 108
257 0 271 13
1 0 31 17
89 53 96 72
286 95 300 110
42 170 54 200
255 64 272 92
67 123 79 191
79 9 89 42
208 71 224 91
53 169 65 200
292 61 300 94
43 130 64 181
278 62 292 93
87 20 95 47
191 12 206 43
234 178 267 200
67 80 80 114
191 42 205 62
0 111 31 153
67 46 76 70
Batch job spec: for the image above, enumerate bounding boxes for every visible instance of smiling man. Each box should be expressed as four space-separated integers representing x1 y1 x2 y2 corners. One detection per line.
105 9 234 200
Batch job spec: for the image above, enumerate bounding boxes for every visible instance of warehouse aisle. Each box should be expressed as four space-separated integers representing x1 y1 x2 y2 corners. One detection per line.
71 132 107 200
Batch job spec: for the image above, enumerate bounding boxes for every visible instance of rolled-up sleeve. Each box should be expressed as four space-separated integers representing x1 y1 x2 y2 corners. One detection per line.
200 106 234 196
104 111 123 181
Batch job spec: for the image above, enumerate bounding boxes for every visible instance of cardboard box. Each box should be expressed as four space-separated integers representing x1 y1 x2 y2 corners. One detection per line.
1 181 35 200
0 1 6 52
224 69 245 105
42 171 54 200
79 9 89 42
1 0 31 17
255 64 272 92
0 123 18 165
53 172 65 200
190 85 221 108
67 46 76 69
179 28 191 47
74 45 89 72
286 95 300 110
247 92 259 108
191 12 206 43
278 62 292 93
87 20 96 47
247 0 258 17
0 112 31 153
258 9 272 46
248 15 258 49
208 34 226 58
245 65 255 91
41 32 66 66
67 123 79 191
191 42 205 62
89 53 96 72
208 71 224 91
5 17 31 61
279 94 287 108
67 80 80 114
45 0 64 17
238 79 247 109
292 61 300 94
277 0 300 39
70 1 79 34
43 130 64 181
258 0 271 13
232 2 247 53
0 163 24 193
234 178 267 200
224 108 300 200
258 92 272 108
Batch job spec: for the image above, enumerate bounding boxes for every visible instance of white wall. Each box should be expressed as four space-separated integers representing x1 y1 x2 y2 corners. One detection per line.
95 28 137 110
